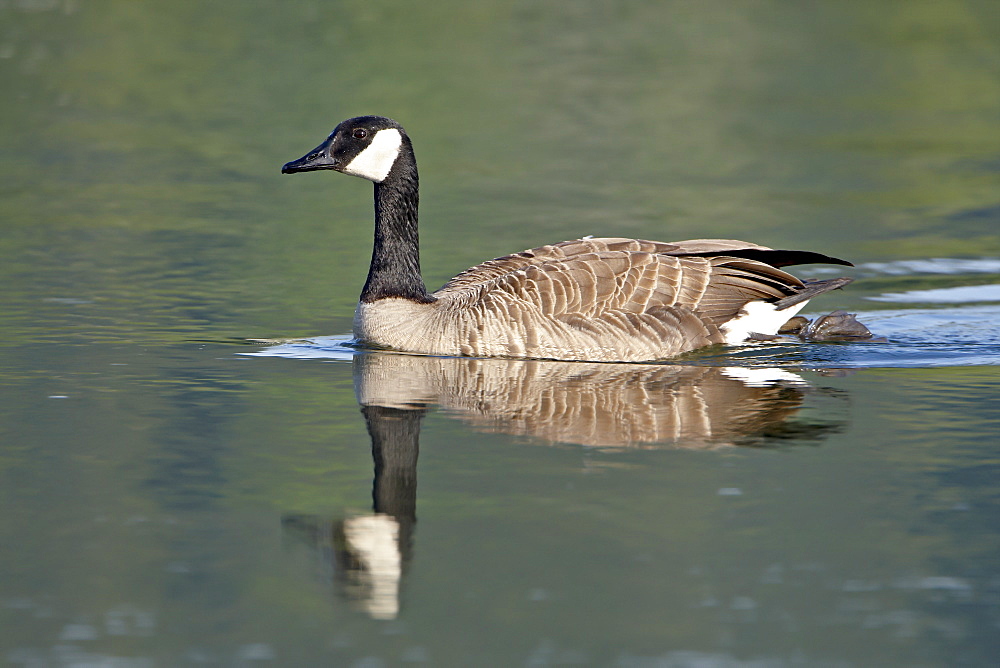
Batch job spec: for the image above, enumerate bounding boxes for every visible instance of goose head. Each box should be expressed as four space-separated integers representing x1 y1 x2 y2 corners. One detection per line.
281 115 406 183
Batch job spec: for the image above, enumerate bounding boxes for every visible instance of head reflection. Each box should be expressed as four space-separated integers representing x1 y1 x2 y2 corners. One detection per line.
283 404 423 621
283 351 846 619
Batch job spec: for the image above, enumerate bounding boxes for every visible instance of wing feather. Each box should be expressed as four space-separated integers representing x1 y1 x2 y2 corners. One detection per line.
433 237 846 347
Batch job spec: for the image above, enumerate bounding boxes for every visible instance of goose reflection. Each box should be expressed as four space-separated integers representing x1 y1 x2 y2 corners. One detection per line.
354 353 840 449
280 349 846 619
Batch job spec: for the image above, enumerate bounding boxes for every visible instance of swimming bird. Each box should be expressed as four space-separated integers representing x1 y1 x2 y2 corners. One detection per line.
282 115 853 362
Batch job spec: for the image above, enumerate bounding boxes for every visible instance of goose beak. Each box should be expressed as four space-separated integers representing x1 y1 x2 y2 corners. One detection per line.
281 141 339 174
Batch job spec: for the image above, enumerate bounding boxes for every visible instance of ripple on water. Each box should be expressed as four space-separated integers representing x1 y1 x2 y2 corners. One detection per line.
241 334 356 361
868 283 1000 304
857 258 1000 276
797 303 1000 368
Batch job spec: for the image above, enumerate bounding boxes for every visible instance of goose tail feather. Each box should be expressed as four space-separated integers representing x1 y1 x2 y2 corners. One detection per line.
772 277 854 310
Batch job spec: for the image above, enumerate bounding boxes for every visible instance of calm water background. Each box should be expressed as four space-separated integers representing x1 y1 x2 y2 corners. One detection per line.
2 1 1000 666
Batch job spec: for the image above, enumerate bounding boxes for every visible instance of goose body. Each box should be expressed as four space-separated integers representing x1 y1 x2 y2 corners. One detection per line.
283 116 853 363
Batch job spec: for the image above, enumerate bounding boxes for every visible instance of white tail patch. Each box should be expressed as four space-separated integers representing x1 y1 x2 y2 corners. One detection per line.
721 300 807 345
343 128 403 182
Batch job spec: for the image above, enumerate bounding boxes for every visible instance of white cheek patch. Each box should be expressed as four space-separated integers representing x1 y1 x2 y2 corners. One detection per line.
342 128 403 182
720 300 808 345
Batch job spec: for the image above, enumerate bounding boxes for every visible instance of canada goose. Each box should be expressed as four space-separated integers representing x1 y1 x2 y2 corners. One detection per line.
282 116 854 362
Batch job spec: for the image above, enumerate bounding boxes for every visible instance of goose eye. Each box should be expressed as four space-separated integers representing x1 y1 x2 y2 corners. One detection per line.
352 128 368 139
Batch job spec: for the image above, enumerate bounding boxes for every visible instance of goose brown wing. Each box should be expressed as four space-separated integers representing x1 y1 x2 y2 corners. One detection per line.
435 238 812 329
436 235 848 296
437 237 680 294
693 257 803 325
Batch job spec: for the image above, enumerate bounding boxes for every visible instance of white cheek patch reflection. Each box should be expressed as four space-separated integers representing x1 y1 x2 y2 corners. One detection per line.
342 128 403 182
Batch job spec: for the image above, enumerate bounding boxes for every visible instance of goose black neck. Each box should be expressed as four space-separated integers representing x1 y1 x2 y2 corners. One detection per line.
360 149 434 304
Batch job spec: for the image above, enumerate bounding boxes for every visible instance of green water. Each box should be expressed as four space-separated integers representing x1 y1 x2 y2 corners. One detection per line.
2 1 999 666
